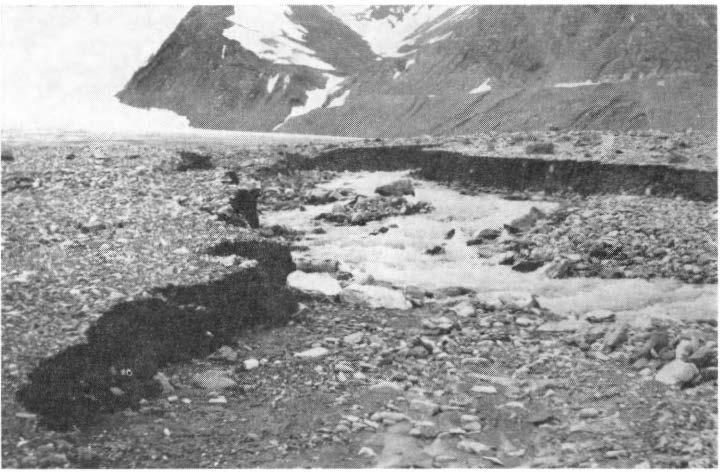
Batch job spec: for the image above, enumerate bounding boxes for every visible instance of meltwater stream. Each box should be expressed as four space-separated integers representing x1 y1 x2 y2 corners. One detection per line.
266 171 716 327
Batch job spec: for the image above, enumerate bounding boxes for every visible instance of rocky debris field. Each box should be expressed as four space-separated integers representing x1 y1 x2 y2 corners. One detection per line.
336 129 717 172
435 188 718 284
1 136 717 468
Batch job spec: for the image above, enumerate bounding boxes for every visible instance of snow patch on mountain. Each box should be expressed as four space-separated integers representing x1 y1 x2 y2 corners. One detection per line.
424 5 475 34
327 5 453 57
273 73 345 130
554 80 601 88
425 31 453 45
469 78 492 94
328 89 350 108
266 74 280 94
393 70 402 80
224 5 334 70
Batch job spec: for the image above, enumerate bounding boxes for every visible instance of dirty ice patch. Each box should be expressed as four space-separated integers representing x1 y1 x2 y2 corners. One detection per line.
273 74 345 130
554 80 601 88
265 170 717 324
327 89 350 108
469 78 492 94
328 5 453 57
224 6 335 70
266 74 281 94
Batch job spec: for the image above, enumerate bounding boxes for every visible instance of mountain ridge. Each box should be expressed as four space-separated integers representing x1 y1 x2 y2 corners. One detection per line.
117 5 717 137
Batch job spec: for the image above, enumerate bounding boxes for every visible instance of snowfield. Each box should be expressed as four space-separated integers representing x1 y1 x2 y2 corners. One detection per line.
554 80 601 88
326 5 455 57
224 5 335 70
469 78 492 94
274 74 345 130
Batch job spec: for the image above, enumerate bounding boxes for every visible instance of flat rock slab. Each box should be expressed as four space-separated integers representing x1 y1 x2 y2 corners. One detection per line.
287 271 341 297
340 284 412 310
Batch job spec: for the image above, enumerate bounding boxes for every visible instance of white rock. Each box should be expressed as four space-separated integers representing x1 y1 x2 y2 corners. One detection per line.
358 446 377 458
451 301 475 318
655 359 699 385
675 339 700 361
457 440 493 454
515 316 535 327
287 271 341 297
192 370 236 390
343 331 365 345
208 395 227 404
243 358 260 370
340 284 411 310
471 385 497 394
294 347 330 359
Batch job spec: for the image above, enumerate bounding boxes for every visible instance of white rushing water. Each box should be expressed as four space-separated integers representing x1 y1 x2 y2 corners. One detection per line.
267 171 717 327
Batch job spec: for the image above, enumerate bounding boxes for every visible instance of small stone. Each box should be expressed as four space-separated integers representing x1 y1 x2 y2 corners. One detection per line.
461 414 480 423
153 372 175 394
471 385 497 394
208 396 227 404
211 345 238 362
294 347 330 359
243 358 260 370
109 387 125 396
358 446 377 458
579 407 600 418
688 342 717 368
335 361 354 373
370 411 410 424
457 440 493 454
463 421 482 432
675 339 700 361
451 301 475 318
340 284 412 310
603 322 629 351
583 309 615 323
375 179 414 197
410 420 439 439
343 331 365 345
409 398 441 416
515 316 534 327
369 381 404 392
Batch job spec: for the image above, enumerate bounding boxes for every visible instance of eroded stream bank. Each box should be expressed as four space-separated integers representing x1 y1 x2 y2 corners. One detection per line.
277 145 717 201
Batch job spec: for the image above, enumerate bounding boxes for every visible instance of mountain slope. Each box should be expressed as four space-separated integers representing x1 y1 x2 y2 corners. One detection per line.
117 5 717 137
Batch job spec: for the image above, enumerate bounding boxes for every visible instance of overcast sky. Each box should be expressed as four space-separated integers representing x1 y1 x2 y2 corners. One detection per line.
1 5 192 131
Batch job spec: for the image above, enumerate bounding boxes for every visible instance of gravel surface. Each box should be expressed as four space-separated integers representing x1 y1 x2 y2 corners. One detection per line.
2 136 716 468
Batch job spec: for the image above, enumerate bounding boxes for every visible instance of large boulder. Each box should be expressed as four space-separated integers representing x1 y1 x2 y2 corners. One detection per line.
340 284 412 310
655 359 700 386
375 179 415 197
229 186 261 228
287 271 342 297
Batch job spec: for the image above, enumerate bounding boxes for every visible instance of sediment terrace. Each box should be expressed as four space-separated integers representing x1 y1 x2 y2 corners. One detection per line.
280 145 717 202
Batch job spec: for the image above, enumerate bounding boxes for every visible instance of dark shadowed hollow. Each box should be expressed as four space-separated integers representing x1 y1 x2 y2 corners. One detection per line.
17 239 297 430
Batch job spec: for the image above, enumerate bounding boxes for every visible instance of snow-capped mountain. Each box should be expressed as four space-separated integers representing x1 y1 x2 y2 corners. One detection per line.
117 5 716 137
